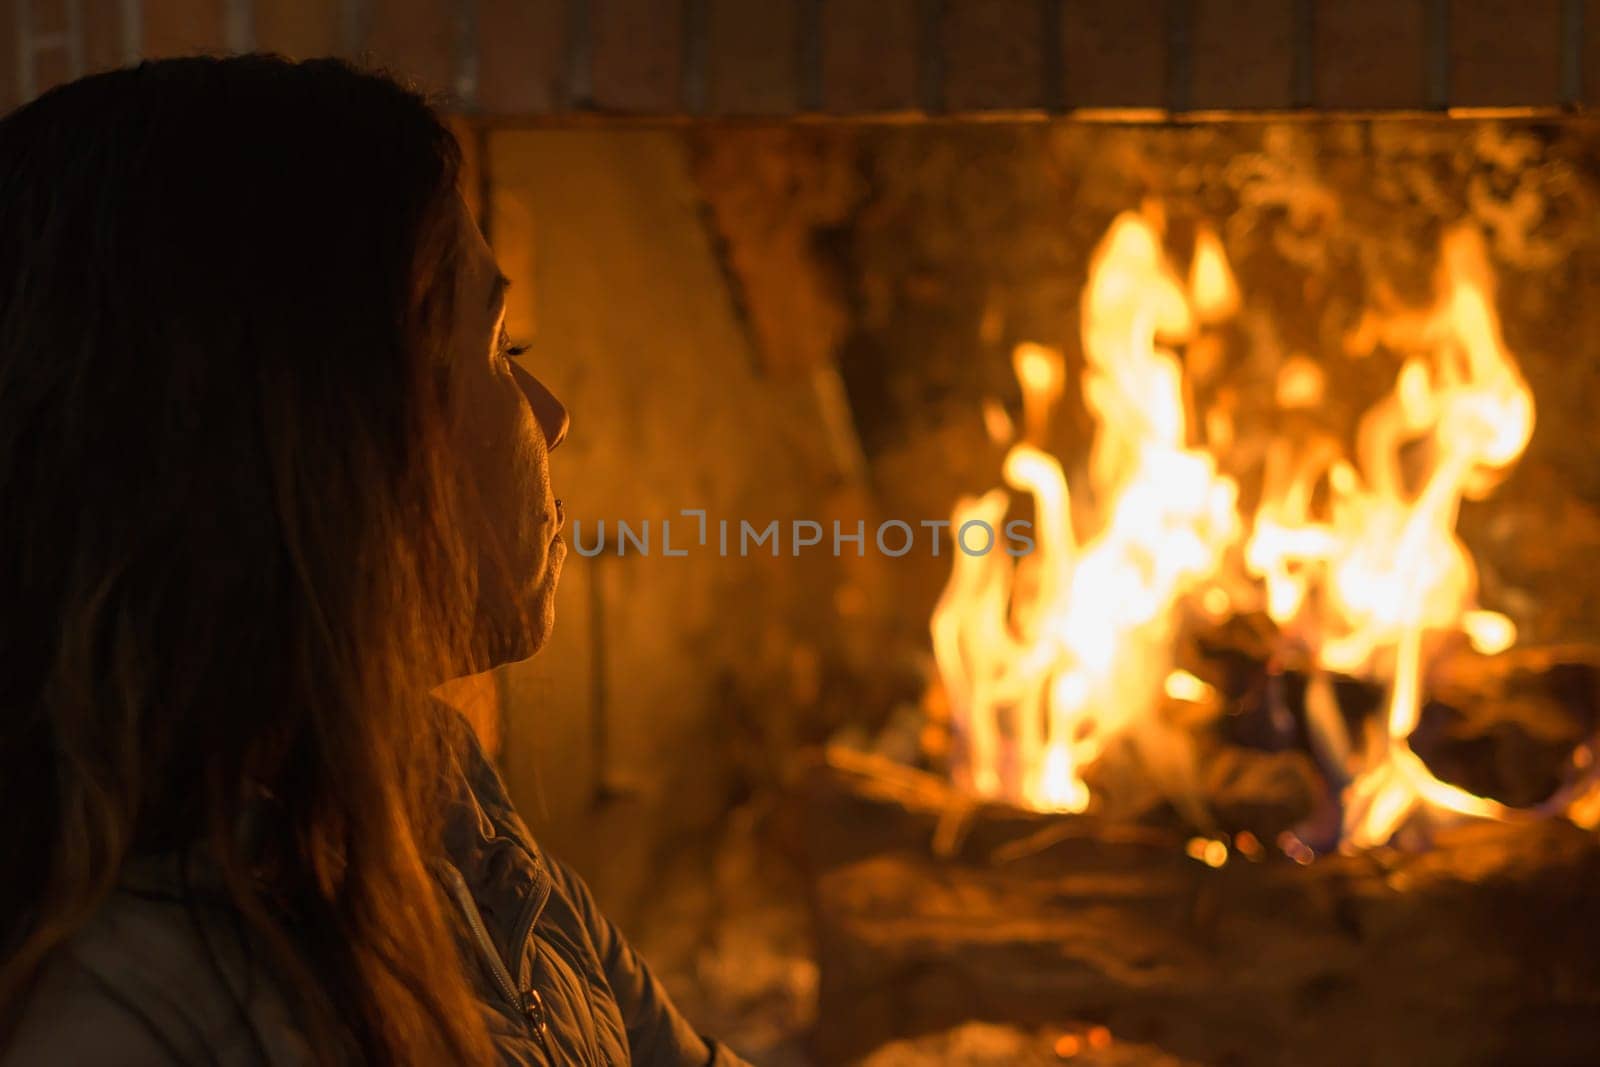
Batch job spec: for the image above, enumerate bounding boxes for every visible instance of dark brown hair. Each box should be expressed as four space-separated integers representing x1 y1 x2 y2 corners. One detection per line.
0 55 495 1063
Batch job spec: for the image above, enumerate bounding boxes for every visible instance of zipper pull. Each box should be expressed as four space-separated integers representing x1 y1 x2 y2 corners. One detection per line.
521 985 549 1045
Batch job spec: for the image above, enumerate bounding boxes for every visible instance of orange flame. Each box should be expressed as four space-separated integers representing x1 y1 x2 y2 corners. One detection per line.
1243 225 1534 846
931 212 1238 812
933 213 1546 849
1322 227 1530 845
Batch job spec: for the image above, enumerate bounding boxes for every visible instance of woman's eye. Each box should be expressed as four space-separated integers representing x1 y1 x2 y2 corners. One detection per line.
497 329 529 362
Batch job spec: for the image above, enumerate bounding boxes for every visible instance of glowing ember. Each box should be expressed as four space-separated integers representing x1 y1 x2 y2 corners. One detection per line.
1186 836 1229 868
1163 669 1214 704
930 209 1553 851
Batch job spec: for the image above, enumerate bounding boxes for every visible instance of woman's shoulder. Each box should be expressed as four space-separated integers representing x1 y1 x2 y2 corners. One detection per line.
2 947 182 1066
4 871 314 1067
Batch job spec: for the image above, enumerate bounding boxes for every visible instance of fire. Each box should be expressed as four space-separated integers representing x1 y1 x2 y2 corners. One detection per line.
931 211 1547 850
1244 224 1534 846
932 210 1238 812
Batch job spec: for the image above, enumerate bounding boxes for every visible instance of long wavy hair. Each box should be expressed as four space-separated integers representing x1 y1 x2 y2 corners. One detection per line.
0 56 496 1063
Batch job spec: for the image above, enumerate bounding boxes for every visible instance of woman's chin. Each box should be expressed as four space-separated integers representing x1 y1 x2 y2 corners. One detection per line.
497 582 560 666
517 607 556 661
471 553 563 668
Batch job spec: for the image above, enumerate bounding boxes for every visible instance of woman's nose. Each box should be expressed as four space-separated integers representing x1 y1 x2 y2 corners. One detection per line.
510 361 569 451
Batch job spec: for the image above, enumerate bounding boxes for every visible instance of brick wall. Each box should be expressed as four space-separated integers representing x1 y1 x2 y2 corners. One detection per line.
5 0 1598 118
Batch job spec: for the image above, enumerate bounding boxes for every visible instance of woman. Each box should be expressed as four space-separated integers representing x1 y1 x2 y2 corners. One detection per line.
0 56 744 1066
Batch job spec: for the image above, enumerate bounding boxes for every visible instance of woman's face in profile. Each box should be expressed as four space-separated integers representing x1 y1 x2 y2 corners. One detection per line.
446 195 569 664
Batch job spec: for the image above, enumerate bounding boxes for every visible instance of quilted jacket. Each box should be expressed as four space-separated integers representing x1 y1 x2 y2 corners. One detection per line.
1 719 747 1066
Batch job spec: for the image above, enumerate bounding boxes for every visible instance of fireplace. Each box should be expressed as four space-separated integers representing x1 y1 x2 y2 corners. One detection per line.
469 115 1600 1067
19 1 1600 1063
743 116 1600 1066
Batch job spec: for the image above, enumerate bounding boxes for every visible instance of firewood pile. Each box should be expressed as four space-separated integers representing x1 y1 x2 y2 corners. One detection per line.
801 643 1600 1066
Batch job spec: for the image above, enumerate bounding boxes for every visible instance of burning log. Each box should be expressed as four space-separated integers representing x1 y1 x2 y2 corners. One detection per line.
803 747 1600 1066
1184 631 1600 829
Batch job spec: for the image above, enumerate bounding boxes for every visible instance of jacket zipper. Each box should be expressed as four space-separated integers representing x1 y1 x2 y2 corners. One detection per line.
437 859 553 1052
438 861 523 1010
438 863 556 1049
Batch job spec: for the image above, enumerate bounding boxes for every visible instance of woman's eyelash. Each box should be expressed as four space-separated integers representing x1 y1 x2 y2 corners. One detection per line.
497 329 529 359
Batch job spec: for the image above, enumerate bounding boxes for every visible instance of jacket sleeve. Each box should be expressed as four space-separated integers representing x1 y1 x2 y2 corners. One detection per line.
547 860 752 1067
1 955 183 1067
